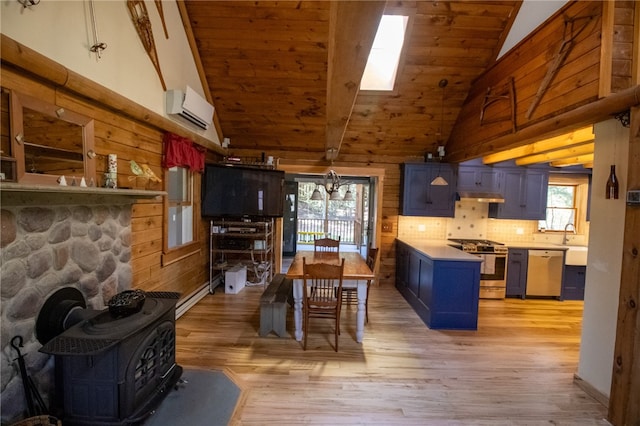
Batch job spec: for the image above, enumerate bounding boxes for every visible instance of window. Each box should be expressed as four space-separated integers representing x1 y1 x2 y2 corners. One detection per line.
360 15 409 91
540 184 576 231
167 166 193 248
538 174 590 232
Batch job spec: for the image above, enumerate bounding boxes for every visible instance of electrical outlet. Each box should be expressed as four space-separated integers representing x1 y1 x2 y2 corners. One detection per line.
382 221 393 233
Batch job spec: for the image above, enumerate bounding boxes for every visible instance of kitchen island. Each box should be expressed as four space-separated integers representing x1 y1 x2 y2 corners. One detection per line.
396 239 482 330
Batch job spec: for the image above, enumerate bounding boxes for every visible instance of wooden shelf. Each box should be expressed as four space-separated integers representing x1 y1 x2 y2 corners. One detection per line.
0 182 165 205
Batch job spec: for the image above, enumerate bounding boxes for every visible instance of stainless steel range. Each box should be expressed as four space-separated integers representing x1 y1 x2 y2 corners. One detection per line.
448 239 508 299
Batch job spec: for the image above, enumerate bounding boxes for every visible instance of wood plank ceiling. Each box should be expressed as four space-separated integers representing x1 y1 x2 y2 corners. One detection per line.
183 1 593 168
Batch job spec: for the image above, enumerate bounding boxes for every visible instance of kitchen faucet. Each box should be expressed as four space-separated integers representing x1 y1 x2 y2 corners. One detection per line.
562 223 576 245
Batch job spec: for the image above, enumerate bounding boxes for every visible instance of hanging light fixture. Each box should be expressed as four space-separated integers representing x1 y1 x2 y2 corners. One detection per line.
343 185 355 201
310 170 353 201
431 79 449 186
310 184 323 200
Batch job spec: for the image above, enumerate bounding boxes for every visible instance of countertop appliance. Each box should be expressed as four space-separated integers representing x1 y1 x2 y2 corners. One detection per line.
526 250 564 297
448 239 508 299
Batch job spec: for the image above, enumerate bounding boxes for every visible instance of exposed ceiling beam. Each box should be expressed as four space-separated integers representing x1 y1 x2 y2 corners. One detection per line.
482 126 594 164
325 1 386 161
515 142 595 166
549 153 595 167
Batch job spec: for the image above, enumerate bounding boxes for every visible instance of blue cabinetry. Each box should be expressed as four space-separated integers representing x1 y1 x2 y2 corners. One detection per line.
506 248 528 298
401 163 457 217
395 240 480 330
489 168 548 220
457 163 500 194
562 265 586 300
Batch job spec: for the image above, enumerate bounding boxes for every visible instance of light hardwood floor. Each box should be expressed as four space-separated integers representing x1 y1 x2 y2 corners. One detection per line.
175 283 608 425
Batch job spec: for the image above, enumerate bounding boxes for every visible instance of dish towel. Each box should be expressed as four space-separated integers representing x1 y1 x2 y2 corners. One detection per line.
483 254 496 275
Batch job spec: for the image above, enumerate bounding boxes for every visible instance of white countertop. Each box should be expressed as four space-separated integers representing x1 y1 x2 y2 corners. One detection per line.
397 239 483 262
505 242 570 250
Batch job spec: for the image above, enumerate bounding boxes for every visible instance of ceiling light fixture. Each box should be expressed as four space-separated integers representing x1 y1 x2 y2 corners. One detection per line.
311 170 353 201
431 79 449 186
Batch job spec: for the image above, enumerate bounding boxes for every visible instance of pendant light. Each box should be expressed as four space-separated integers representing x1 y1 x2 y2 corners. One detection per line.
309 170 354 201
343 186 355 201
431 79 449 186
310 184 323 200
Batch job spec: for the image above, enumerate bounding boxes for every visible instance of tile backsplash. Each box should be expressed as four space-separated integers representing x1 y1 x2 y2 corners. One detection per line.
397 200 589 245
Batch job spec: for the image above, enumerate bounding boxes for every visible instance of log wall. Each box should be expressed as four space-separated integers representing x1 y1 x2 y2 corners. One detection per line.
0 66 216 304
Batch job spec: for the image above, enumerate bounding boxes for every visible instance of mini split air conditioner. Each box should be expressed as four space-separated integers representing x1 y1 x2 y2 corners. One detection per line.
165 86 214 130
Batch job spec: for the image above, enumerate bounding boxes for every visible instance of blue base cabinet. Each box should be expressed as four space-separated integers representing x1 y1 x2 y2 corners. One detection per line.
506 248 528 298
562 265 586 300
395 241 480 330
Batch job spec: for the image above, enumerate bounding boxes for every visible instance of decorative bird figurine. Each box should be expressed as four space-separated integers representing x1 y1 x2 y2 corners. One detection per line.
141 164 161 183
130 160 161 183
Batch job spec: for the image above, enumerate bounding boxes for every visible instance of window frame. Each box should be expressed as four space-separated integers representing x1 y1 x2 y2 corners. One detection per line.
359 12 413 95
538 174 590 234
162 166 201 266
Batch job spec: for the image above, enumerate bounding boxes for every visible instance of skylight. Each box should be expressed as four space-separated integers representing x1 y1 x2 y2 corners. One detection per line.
360 15 409 91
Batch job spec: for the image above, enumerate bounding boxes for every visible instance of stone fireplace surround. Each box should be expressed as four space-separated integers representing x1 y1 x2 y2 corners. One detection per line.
0 186 160 424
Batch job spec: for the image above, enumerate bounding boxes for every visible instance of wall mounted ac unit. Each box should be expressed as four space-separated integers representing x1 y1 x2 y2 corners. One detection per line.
165 86 214 130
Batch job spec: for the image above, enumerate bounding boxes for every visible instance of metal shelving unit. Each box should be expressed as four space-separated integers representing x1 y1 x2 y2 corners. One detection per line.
209 218 274 293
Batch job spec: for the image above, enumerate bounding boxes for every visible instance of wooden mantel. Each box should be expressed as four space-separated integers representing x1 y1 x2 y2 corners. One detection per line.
0 182 165 206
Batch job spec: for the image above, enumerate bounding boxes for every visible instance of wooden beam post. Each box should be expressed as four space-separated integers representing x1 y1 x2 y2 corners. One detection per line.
325 1 385 160
608 1 640 422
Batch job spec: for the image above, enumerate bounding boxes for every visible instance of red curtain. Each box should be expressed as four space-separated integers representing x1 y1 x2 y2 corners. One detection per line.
163 133 205 172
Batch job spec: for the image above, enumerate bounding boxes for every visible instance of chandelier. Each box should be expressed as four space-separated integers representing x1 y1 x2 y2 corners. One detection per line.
310 170 354 201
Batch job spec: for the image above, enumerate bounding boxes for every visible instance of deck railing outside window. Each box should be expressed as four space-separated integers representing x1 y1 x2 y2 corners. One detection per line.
297 219 355 244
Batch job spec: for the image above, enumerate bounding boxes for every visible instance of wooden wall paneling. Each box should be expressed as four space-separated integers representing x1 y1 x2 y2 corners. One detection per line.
1 89 10 156
610 1 636 93
1 68 57 104
600 0 615 97
447 1 604 159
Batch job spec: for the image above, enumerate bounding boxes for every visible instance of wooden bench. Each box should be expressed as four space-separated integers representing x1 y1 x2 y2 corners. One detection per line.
259 274 293 337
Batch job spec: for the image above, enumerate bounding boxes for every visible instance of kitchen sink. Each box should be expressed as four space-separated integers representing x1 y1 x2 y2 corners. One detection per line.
561 245 588 266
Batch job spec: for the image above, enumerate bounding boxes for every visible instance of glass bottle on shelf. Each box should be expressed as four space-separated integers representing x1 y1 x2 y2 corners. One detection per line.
606 164 619 199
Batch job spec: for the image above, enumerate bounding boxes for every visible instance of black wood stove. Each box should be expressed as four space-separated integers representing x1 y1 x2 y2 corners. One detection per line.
38 288 182 426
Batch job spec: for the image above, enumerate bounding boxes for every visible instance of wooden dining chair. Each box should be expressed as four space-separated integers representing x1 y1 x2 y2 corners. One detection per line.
313 236 340 253
342 247 378 324
302 257 345 351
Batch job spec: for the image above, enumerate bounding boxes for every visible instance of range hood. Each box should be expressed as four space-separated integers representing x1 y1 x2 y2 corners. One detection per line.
457 191 505 203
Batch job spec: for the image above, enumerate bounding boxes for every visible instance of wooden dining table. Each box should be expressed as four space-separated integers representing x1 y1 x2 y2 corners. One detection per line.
285 251 374 343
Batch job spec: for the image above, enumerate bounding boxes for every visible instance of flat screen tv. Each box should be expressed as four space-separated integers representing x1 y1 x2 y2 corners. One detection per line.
201 163 285 218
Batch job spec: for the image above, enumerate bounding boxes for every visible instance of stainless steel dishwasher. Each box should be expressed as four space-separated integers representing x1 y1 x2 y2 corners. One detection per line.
526 250 564 297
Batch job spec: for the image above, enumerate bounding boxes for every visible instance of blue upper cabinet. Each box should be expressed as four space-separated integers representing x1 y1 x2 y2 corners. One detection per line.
456 164 501 194
489 167 549 220
401 163 457 217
